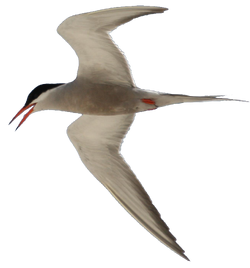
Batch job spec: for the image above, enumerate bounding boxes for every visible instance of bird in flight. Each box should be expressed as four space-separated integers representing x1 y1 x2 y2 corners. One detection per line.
9 6 241 261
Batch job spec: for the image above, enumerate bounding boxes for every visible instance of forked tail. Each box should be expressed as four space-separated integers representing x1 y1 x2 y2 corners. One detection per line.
153 92 249 108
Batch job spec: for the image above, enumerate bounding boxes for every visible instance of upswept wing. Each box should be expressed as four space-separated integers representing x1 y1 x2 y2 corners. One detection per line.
55 5 169 87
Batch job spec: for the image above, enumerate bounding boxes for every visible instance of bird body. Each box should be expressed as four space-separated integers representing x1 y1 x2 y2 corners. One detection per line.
33 79 230 116
33 80 155 115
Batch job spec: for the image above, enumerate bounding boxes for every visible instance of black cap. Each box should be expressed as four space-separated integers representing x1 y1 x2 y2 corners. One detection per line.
25 83 64 106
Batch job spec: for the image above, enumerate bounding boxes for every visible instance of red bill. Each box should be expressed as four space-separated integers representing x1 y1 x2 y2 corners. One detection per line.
6 103 36 135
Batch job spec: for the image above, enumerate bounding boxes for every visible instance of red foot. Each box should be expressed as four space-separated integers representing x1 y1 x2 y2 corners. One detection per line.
141 98 156 105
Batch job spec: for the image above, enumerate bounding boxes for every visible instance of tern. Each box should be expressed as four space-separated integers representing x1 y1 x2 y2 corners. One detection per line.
9 6 242 261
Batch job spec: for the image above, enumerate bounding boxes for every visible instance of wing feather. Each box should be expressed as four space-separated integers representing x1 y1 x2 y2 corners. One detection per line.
57 6 167 87
67 114 189 261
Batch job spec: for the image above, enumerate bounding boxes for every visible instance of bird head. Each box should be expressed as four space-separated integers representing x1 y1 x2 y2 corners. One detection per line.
9 83 64 130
